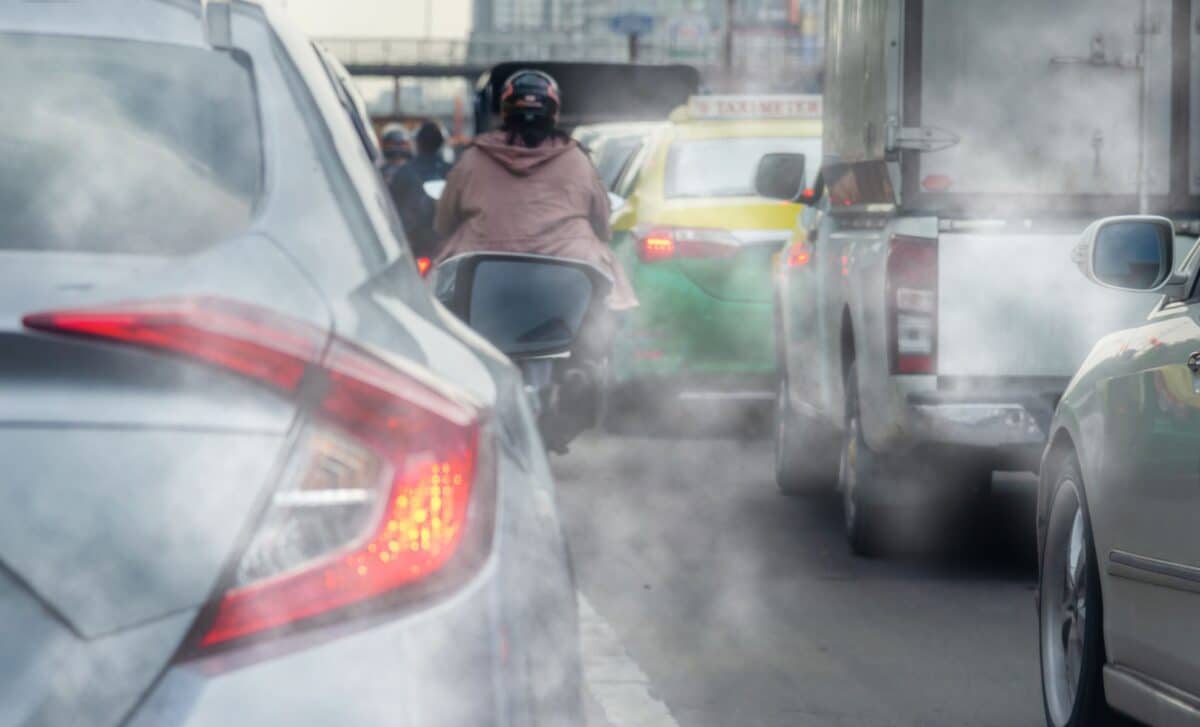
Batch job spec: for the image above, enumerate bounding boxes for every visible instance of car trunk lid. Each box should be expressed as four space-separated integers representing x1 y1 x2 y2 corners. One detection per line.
655 198 800 303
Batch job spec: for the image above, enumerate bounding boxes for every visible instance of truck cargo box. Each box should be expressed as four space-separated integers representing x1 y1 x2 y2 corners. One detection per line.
823 0 1200 217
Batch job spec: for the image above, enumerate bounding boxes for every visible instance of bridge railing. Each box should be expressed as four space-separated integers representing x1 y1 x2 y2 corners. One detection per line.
316 36 822 75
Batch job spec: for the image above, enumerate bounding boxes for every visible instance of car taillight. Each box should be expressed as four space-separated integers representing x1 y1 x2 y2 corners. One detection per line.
23 297 489 650
886 235 938 375
784 239 813 268
636 226 740 262
416 256 433 277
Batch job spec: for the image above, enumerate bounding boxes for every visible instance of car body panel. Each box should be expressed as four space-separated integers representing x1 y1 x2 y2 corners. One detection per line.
1046 303 1200 705
0 4 582 725
611 115 821 391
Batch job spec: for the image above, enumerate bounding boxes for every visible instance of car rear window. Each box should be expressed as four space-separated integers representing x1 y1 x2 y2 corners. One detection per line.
0 33 262 255
665 137 821 199
594 135 643 190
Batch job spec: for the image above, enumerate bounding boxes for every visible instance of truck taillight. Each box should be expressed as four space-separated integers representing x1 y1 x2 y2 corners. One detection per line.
23 297 491 651
636 226 740 262
886 236 938 375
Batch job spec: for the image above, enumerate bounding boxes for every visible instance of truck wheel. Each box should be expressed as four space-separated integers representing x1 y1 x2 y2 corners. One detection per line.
1039 456 1128 727
839 363 888 557
774 375 837 495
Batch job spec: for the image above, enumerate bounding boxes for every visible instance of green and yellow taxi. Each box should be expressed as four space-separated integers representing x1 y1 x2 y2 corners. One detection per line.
606 95 822 413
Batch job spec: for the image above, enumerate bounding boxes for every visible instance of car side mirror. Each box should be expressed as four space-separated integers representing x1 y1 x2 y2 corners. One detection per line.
1074 216 1184 296
755 153 808 202
431 253 613 359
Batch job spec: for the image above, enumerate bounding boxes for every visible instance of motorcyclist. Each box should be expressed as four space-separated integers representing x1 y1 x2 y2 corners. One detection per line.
380 125 438 258
409 121 453 183
433 69 637 311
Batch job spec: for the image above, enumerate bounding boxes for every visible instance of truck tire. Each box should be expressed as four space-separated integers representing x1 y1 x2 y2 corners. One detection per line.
774 374 838 495
839 363 890 557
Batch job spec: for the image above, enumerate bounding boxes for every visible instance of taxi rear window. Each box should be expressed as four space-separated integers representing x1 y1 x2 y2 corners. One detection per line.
665 137 821 199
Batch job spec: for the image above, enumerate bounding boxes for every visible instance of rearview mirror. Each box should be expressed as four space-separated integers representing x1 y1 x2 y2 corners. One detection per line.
432 253 614 359
1074 216 1176 292
755 153 807 201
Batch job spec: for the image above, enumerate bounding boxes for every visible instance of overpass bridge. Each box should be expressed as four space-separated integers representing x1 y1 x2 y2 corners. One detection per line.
316 36 822 86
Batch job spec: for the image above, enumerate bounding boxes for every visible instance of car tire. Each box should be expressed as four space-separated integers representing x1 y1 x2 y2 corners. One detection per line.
1039 456 1129 727
839 363 889 557
774 374 838 495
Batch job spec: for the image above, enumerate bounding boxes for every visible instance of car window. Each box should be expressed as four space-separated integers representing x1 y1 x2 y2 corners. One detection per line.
665 137 822 199
594 135 644 191
0 33 261 255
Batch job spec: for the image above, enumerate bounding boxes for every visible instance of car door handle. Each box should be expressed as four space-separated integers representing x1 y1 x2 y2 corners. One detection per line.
1188 352 1200 374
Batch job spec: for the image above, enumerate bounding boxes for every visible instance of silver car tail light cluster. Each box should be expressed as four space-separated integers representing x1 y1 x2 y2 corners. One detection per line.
24 297 492 650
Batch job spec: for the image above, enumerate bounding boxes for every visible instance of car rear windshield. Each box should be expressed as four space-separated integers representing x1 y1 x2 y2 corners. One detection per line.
594 135 644 190
665 137 821 199
0 33 262 255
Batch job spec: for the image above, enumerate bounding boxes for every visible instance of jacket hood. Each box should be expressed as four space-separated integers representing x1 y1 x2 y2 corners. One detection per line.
471 130 577 177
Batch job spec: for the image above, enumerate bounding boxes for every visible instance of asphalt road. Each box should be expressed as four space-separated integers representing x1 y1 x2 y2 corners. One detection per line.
554 429 1044 727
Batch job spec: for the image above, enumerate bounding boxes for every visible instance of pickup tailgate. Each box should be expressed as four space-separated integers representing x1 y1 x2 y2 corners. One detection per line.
937 232 1169 377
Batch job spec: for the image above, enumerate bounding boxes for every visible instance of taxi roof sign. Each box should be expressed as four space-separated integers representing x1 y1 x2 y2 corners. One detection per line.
686 94 823 121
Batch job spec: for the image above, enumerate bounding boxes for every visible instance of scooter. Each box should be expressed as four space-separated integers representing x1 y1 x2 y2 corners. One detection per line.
431 251 614 453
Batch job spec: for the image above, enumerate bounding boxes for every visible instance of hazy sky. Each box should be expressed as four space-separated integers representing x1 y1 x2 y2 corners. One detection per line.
281 0 472 39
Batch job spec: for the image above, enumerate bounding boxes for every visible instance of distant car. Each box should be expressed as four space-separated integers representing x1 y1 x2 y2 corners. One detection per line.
572 121 665 191
606 97 822 418
0 3 581 725
1038 216 1200 727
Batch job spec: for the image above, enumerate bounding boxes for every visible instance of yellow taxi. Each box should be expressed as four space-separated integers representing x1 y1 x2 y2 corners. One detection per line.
606 95 822 415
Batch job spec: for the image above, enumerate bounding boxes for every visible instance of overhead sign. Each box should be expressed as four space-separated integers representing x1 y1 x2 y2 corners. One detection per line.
687 94 823 120
610 13 655 36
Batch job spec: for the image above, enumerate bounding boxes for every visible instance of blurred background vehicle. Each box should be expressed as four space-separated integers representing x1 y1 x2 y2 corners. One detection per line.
768 0 1200 557
573 121 667 191
0 3 581 725
1038 215 1200 727
605 95 822 428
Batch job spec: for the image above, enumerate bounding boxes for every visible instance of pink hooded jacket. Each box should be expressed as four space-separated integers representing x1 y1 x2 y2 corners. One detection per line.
434 130 637 310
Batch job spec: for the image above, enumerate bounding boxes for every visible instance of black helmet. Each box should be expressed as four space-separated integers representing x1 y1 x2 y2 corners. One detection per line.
500 70 561 128
415 121 445 156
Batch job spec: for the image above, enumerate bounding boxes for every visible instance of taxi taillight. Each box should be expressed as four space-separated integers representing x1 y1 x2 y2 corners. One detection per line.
636 226 740 263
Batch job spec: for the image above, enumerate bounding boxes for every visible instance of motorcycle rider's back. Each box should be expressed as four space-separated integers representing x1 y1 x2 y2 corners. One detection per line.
433 71 636 310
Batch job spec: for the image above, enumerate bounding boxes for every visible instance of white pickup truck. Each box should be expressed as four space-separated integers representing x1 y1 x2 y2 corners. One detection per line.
765 0 1200 555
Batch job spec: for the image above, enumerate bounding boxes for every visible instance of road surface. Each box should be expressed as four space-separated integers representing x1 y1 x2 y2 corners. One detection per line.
556 431 1042 727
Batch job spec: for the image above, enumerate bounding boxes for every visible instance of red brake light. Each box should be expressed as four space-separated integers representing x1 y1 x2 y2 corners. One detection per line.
22 298 322 391
202 340 481 647
637 226 740 262
886 236 938 375
416 256 432 277
921 175 953 192
785 240 812 268
23 297 489 650
638 229 676 262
